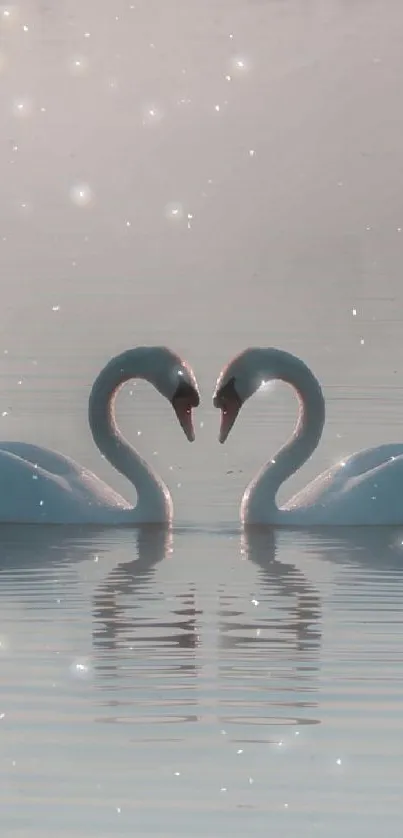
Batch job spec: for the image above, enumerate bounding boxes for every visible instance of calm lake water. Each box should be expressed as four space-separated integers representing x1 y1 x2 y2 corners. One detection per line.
2 0 403 835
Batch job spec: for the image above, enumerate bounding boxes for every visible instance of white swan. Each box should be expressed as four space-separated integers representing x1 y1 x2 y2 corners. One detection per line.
0 346 199 525
213 347 403 526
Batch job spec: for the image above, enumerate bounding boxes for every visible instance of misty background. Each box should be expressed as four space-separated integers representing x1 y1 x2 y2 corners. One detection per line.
1 0 403 521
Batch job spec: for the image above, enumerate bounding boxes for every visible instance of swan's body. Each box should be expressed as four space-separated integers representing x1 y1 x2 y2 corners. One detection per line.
213 347 403 526
0 347 199 525
278 443 403 525
0 441 134 525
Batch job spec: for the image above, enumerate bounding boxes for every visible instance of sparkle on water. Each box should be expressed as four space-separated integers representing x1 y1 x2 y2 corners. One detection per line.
12 98 32 117
69 55 89 75
142 105 163 125
2 5 17 21
230 55 250 75
164 201 184 220
69 183 93 207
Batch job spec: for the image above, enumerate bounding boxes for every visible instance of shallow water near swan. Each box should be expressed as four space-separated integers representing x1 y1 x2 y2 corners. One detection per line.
3 0 403 834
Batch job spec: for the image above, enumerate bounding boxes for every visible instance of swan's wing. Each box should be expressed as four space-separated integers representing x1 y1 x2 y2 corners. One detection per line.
0 441 85 477
283 443 403 510
324 455 403 525
0 450 68 522
0 450 131 523
285 447 403 525
0 442 131 507
68 466 132 510
330 444 403 477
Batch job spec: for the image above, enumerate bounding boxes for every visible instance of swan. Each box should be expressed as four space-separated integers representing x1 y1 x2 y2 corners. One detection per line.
213 347 403 526
0 346 200 525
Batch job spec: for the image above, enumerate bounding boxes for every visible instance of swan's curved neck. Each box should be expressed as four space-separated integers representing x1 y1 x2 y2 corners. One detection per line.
88 351 171 521
242 351 325 522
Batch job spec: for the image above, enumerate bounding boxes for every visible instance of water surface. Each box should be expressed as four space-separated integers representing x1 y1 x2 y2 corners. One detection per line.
1 524 403 836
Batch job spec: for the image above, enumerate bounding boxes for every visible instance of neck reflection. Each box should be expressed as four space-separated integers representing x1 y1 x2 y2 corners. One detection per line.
217 527 322 740
92 525 200 678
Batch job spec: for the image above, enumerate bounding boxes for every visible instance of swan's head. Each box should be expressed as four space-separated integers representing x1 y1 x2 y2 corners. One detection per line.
171 373 200 442
90 347 200 444
213 349 271 443
213 347 324 444
147 347 200 442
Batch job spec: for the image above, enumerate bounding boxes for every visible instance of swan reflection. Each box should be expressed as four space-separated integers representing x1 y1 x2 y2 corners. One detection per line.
92 525 200 729
0 524 97 571
220 527 321 653
297 525 403 619
0 523 159 619
91 526 322 738
0 524 104 613
303 525 403 573
217 526 322 739
92 525 199 678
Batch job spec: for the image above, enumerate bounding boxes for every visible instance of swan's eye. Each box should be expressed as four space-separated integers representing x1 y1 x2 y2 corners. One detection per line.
213 393 228 412
172 380 200 407
213 377 242 411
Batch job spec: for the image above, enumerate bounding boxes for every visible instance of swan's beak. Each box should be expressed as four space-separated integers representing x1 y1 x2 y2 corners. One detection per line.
213 377 242 443
172 398 196 442
218 401 241 443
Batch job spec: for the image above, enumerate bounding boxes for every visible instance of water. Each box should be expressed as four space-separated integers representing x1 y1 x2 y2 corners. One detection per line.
1 526 403 835
2 0 403 834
